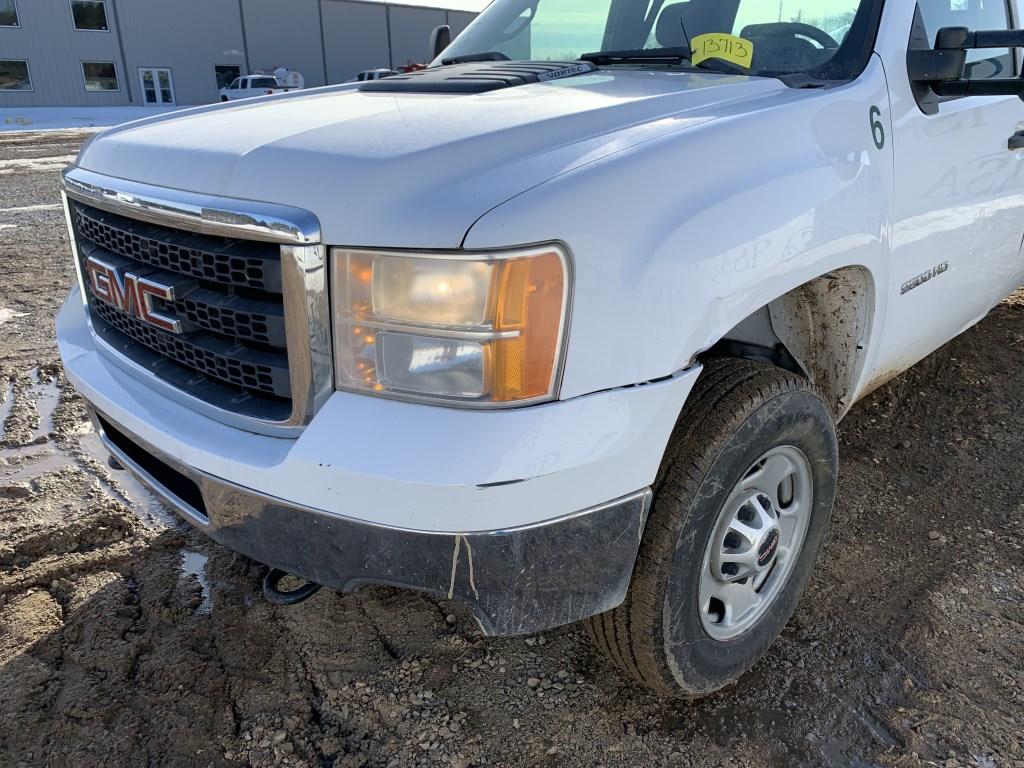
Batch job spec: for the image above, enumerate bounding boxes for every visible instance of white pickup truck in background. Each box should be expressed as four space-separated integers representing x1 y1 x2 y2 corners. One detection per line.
58 0 1024 698
219 75 292 101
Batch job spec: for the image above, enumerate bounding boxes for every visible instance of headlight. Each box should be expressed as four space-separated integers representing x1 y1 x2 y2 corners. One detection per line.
330 245 570 406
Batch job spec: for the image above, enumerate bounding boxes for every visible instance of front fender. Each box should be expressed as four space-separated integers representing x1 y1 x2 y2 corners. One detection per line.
464 57 894 402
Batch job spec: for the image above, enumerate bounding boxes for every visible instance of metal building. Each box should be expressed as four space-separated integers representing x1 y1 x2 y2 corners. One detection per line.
0 0 482 108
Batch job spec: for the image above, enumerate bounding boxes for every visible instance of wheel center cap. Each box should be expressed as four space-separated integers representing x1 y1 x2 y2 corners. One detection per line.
756 527 781 568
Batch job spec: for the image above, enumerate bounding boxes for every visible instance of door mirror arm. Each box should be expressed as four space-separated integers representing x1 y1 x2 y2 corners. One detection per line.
430 25 452 61
908 25 1024 97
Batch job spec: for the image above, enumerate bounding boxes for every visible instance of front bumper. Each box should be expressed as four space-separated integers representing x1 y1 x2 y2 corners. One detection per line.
58 292 700 635
93 408 650 635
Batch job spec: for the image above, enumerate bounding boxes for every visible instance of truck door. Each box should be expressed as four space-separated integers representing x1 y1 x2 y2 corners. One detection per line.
874 0 1024 375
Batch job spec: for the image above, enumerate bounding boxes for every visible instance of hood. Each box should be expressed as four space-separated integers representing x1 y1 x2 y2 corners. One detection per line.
78 71 788 248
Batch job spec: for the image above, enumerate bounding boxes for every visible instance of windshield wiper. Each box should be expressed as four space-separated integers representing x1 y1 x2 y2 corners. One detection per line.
442 52 511 65
683 58 749 75
579 46 692 65
582 49 758 78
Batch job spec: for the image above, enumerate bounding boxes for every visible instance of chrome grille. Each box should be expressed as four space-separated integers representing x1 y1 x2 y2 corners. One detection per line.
63 167 332 436
72 201 292 415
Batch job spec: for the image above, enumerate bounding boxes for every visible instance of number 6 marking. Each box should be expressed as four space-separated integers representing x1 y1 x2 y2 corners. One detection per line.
870 105 885 150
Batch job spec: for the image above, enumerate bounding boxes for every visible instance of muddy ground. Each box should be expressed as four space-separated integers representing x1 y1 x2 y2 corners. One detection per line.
0 130 1021 768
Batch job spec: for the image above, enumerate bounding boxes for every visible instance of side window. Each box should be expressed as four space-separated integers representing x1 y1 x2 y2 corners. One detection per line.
0 0 19 27
215 66 240 91
82 61 119 91
918 0 1016 79
70 0 109 32
0 60 32 90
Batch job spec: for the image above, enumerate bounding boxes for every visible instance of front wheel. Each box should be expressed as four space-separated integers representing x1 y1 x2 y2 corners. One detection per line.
586 358 838 697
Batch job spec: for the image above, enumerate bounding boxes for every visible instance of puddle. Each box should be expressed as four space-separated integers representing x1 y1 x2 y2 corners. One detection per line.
29 368 61 443
180 549 213 614
0 308 29 325
0 378 12 441
79 430 180 530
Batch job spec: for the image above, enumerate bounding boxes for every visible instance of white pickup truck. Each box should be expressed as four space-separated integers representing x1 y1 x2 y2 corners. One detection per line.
57 0 1024 697
219 75 291 101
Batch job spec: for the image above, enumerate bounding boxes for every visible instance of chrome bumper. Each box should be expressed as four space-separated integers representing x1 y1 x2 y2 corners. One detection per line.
90 408 651 636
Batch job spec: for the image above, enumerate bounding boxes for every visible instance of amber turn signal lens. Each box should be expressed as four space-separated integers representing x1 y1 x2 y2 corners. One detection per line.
490 251 565 402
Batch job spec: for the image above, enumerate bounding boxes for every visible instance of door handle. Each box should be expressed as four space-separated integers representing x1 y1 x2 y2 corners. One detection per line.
1009 129 1024 150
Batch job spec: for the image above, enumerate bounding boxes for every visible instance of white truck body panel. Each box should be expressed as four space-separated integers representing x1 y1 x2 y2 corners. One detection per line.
466 56 897 401
870 0 1024 384
81 74 781 248
56 0 1024 634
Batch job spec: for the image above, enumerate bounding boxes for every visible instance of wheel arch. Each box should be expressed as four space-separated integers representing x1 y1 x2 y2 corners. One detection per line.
703 265 876 421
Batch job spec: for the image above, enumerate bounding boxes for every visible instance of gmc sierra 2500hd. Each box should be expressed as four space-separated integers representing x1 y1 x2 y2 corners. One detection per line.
57 0 1024 697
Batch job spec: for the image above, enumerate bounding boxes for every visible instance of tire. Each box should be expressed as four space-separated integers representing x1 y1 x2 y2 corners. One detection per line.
220 96 229 102
585 358 838 697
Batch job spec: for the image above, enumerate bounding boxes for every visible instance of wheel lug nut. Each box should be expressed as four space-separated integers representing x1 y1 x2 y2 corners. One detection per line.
722 563 739 576
724 533 740 549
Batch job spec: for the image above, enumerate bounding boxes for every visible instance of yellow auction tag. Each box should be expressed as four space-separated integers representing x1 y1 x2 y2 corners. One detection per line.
691 33 754 69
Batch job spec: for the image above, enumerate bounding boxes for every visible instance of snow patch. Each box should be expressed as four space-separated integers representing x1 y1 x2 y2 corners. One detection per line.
0 155 79 174
0 106 183 134
0 203 62 214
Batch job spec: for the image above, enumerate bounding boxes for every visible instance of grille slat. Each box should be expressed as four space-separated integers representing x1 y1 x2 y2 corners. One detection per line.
75 205 283 292
91 301 291 399
172 289 286 347
73 202 292 412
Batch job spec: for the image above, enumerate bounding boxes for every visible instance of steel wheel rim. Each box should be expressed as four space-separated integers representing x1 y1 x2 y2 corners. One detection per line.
698 445 813 641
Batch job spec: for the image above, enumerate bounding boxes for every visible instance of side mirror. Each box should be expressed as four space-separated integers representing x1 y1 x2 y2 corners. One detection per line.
908 25 1024 96
430 25 452 60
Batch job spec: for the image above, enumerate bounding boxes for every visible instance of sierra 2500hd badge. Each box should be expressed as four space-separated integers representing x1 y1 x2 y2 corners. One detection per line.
901 262 949 295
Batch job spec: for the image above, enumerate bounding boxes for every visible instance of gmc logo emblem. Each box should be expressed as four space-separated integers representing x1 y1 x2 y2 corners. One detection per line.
85 255 182 334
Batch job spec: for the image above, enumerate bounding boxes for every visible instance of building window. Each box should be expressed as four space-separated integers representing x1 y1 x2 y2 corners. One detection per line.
71 0 109 31
0 60 31 90
214 65 241 91
0 0 19 27
82 61 118 91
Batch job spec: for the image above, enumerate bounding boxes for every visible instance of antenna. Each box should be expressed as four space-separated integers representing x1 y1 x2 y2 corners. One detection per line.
679 18 692 58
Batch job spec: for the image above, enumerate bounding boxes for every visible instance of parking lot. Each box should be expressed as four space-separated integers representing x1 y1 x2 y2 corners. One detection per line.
1 130 1022 768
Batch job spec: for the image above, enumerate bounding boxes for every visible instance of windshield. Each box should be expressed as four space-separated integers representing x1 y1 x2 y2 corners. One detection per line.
439 0 881 81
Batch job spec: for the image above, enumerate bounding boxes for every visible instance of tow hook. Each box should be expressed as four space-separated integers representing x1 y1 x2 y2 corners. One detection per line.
262 568 322 606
